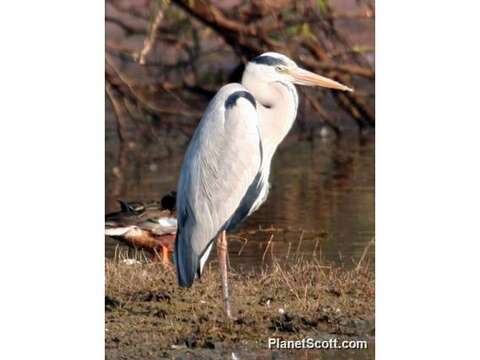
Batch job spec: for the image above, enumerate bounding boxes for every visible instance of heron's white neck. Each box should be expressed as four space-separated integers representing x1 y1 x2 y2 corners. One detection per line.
242 78 299 167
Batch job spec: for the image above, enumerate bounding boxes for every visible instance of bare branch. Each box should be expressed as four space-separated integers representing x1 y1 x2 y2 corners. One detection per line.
137 8 164 65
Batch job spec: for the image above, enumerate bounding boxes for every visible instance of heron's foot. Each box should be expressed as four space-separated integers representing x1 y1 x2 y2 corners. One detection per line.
223 301 234 320
226 314 236 321
223 306 236 321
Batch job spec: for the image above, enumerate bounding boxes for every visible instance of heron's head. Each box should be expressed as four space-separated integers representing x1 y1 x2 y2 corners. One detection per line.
243 52 353 92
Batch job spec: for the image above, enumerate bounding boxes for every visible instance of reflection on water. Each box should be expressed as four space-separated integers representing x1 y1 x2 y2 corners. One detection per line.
106 133 374 270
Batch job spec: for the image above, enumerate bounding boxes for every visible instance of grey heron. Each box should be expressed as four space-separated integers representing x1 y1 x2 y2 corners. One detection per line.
174 52 352 318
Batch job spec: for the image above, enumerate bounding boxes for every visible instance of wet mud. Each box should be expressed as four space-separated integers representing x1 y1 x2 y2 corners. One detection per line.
106 258 374 359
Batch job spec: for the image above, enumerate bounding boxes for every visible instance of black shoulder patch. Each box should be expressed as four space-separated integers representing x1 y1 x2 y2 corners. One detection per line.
251 55 287 66
225 91 256 110
225 171 264 232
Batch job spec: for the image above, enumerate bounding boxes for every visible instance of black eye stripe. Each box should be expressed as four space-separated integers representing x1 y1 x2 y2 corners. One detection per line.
251 55 287 67
225 91 256 110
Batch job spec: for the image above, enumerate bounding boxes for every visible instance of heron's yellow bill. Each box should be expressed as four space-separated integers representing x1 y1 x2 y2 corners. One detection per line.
290 68 353 92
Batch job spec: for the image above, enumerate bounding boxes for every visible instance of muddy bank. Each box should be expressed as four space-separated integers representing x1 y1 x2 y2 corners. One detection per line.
105 259 374 359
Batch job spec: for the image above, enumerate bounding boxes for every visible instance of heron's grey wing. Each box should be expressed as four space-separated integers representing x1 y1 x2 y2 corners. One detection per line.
175 84 262 287
225 170 268 232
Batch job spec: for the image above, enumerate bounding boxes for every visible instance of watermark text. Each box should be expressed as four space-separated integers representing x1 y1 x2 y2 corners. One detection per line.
268 337 367 350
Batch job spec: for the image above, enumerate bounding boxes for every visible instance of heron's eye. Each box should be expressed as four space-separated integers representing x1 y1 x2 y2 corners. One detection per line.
275 66 287 73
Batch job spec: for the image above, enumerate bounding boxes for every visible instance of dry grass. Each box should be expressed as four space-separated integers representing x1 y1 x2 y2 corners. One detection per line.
105 252 374 359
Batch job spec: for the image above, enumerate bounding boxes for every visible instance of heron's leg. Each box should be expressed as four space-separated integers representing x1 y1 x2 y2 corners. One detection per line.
217 230 233 319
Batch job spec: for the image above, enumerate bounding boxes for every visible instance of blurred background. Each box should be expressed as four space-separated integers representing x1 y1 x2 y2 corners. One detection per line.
106 0 375 269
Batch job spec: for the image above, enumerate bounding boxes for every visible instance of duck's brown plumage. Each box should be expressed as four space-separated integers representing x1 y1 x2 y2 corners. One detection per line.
105 192 177 264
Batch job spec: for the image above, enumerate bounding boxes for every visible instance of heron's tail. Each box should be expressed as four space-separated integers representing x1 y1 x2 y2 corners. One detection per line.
174 215 198 288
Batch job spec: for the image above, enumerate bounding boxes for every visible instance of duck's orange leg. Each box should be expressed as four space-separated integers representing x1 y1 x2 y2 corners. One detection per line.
161 245 172 267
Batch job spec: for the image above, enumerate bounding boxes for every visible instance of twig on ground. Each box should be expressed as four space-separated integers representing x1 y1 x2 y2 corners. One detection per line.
262 234 275 264
294 230 305 258
356 237 375 272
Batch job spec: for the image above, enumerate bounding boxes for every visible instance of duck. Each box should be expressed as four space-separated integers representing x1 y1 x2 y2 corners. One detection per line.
105 192 177 265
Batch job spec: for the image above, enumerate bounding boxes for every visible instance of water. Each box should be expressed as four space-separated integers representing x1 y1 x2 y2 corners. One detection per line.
106 131 374 270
